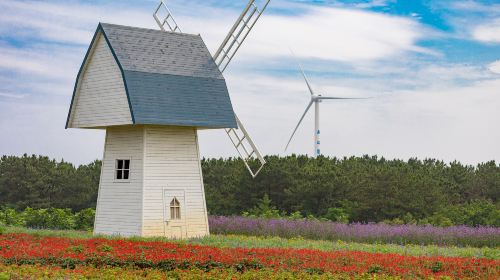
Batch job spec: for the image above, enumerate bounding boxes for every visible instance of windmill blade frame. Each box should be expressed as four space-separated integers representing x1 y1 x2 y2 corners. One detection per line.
213 0 271 73
153 1 182 32
213 0 271 178
226 116 266 177
285 100 314 151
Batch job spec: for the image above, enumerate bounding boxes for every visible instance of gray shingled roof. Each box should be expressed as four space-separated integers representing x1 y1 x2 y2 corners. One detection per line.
67 23 237 128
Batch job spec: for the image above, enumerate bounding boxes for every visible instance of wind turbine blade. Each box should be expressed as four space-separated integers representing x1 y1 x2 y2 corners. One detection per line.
285 100 314 151
318 96 371 100
289 49 314 95
298 63 315 96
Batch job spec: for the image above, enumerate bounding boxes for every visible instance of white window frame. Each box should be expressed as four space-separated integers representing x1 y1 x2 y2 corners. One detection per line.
163 189 185 223
170 197 181 220
114 158 131 182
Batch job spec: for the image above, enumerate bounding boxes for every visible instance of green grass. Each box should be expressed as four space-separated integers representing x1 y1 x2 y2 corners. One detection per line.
4 226 499 259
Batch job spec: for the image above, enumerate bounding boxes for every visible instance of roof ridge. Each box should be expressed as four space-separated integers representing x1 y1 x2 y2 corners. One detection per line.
123 69 225 80
99 22 201 38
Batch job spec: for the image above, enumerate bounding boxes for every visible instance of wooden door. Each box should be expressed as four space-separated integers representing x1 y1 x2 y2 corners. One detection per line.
163 189 187 239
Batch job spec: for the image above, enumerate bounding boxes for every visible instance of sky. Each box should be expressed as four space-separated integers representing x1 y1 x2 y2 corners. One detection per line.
0 0 499 166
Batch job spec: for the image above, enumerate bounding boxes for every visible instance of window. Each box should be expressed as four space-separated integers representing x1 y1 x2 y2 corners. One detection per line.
116 159 130 180
170 198 181 220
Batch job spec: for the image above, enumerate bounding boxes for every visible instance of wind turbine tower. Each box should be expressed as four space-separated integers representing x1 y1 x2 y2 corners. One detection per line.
285 63 368 157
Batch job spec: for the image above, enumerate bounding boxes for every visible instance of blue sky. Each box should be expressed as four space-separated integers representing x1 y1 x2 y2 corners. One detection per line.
0 0 499 165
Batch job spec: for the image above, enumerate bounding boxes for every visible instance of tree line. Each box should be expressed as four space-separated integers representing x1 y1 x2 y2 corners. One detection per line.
1 154 498 226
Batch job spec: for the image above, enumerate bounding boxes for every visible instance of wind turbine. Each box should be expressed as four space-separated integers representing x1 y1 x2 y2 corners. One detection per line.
285 62 368 157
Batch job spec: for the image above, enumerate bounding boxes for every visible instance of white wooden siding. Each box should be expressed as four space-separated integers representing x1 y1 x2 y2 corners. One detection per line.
94 125 208 238
94 126 144 237
142 126 209 238
68 32 132 128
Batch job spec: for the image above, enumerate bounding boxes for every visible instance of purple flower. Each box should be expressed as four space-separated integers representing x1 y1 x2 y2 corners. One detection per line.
208 216 500 247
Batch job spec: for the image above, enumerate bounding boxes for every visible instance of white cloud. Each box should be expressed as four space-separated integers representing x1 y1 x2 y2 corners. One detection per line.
0 92 25 99
472 19 500 43
450 1 500 14
232 7 431 62
489 60 500 74
0 101 105 165
257 8 429 61
0 0 156 45
352 0 392 9
157 2 434 63
0 45 81 81
0 1 432 63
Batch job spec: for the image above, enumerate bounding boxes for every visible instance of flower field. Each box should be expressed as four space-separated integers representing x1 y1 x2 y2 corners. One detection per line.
209 216 500 247
0 264 441 280
4 226 499 259
0 233 499 279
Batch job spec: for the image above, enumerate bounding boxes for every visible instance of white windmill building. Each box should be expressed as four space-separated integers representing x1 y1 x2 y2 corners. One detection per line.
66 0 270 238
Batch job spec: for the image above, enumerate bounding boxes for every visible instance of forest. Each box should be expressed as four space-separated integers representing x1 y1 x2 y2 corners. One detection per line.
0 154 498 226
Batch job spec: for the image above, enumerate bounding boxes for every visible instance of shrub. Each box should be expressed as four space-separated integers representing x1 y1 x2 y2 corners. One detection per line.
427 199 500 227
324 208 349 224
243 194 282 219
422 214 454 227
24 208 53 229
24 208 75 229
0 208 24 226
0 224 5 235
47 208 75 230
75 208 95 231
287 211 304 220
7 207 94 231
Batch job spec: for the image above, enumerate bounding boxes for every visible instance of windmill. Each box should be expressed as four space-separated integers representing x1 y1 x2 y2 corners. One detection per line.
66 0 272 238
285 61 368 157
154 0 269 177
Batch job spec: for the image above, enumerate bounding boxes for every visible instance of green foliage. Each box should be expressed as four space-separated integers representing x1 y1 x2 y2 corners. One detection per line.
203 155 499 226
1 154 499 226
431 261 443 273
422 214 455 227
24 208 75 230
435 199 500 227
0 224 5 235
97 244 113 253
0 154 100 211
74 208 96 231
288 211 304 220
324 208 349 223
0 207 24 226
0 208 94 231
367 265 383 273
243 194 282 219
383 200 500 227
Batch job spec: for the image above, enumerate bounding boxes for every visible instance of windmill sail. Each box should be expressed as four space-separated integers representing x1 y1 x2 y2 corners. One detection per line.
154 1 182 33
226 116 266 177
214 0 270 178
153 0 269 178
213 0 271 72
